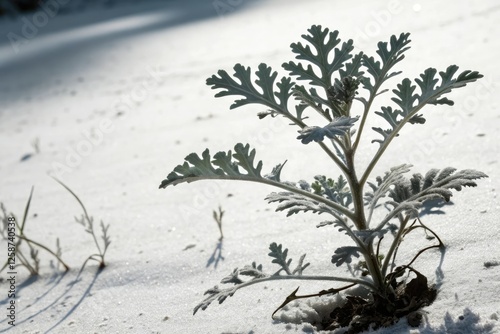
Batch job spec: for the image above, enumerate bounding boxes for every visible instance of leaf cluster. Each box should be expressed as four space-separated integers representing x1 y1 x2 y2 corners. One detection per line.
193 243 309 314
372 66 483 144
382 168 488 221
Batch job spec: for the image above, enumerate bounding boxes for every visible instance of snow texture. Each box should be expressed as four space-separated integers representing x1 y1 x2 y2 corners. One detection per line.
0 0 499 333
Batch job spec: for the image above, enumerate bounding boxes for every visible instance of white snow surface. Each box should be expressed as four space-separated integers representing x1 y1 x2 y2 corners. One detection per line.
0 0 499 333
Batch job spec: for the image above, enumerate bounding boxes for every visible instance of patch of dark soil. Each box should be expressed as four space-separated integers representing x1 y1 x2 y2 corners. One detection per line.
322 268 437 333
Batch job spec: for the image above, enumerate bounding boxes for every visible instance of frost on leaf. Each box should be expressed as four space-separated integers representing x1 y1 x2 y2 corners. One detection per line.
297 116 358 144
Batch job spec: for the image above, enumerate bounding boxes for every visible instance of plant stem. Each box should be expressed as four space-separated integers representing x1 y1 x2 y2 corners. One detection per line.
286 111 350 175
352 94 375 153
344 148 367 230
343 141 389 297
53 177 104 256
167 174 356 221
18 236 70 271
19 186 34 233
381 215 410 276
16 251 37 275
352 67 387 153
261 177 356 220
233 274 376 292
363 243 387 296
360 99 433 187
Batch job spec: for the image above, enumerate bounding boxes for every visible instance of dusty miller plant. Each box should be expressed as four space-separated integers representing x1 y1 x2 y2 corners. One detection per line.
159 26 487 330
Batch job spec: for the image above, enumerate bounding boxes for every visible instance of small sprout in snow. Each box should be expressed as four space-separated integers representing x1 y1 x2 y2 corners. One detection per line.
213 205 225 240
